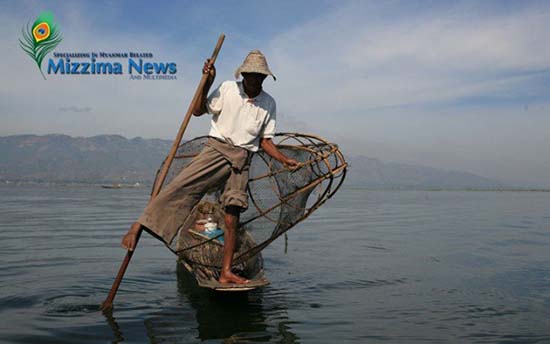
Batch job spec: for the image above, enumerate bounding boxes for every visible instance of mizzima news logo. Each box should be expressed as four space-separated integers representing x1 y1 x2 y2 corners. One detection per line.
19 11 177 80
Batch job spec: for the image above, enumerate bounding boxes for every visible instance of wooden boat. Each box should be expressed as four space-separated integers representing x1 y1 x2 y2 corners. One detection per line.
101 183 123 189
101 182 142 189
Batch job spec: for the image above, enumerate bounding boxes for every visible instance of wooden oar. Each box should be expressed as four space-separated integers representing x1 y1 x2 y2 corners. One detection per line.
101 34 225 311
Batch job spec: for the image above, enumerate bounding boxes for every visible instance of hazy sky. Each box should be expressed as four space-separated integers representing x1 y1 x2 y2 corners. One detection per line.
1 0 549 187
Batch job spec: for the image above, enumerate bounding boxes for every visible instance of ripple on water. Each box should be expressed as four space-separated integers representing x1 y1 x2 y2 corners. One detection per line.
0 295 42 310
42 294 102 317
315 278 408 291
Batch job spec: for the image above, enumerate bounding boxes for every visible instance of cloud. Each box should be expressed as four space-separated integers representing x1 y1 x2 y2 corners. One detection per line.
267 1 550 115
59 106 93 113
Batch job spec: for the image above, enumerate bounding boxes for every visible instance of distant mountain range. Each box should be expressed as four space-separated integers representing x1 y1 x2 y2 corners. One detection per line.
0 134 169 184
0 134 507 189
346 155 506 189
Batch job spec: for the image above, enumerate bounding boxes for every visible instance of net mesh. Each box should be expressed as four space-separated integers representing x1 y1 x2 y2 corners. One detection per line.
151 133 347 269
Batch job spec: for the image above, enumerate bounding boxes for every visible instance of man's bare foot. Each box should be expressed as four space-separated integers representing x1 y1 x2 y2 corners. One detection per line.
121 222 140 251
219 271 249 284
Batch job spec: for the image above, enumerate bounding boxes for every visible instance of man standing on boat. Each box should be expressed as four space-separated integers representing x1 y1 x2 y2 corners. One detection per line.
121 50 299 284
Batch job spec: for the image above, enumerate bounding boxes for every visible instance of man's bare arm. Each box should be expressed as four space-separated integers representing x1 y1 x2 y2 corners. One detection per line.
192 59 216 116
260 138 299 168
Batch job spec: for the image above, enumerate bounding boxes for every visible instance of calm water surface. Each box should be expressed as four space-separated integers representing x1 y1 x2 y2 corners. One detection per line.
0 185 549 343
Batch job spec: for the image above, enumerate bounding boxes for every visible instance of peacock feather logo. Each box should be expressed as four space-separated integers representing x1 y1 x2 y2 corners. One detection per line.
19 11 63 80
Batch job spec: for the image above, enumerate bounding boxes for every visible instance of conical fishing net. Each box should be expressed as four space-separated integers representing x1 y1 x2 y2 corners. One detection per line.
151 133 347 270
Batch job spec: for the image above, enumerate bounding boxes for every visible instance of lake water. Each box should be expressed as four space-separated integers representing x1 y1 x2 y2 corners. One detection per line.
1 185 549 343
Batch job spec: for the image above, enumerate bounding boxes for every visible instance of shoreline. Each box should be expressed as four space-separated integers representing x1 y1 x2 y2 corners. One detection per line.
1 180 549 192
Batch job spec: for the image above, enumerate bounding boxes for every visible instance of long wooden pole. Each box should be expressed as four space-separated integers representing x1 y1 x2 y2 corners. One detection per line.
101 34 225 311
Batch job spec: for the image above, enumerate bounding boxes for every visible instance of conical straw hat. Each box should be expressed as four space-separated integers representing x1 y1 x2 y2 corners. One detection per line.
234 49 276 80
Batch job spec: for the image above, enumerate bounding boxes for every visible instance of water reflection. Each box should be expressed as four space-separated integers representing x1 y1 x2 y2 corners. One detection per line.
102 263 299 343
102 308 124 344
173 264 299 343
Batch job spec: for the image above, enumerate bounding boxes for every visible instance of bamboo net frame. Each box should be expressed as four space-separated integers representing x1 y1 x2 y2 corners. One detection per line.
153 133 347 269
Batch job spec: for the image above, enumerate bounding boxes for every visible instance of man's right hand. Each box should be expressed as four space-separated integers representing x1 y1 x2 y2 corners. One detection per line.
203 58 216 81
193 59 216 116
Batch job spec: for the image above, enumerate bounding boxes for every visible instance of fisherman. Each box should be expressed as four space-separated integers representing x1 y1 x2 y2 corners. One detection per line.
121 50 299 284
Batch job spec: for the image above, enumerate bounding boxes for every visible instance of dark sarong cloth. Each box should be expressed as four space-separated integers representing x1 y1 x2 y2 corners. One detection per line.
137 137 251 245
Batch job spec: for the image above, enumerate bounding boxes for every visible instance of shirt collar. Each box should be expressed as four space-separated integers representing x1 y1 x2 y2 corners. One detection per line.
237 81 264 103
